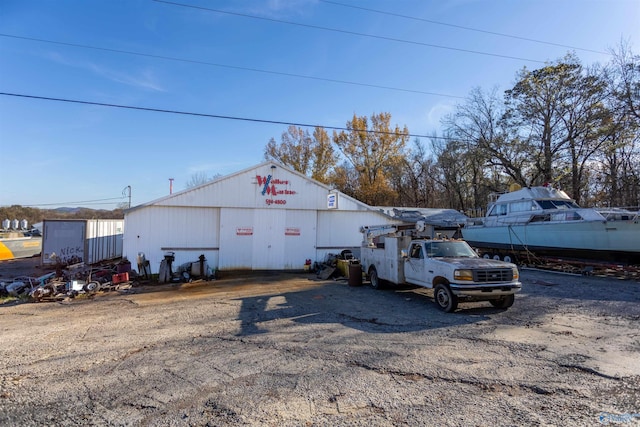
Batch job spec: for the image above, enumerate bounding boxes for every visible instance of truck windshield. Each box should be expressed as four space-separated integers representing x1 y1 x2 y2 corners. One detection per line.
426 241 478 258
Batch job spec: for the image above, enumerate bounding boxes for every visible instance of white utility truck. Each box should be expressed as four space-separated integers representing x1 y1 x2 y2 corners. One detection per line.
360 223 522 312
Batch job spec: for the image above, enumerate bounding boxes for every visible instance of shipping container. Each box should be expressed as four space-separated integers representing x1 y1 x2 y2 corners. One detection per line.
41 219 124 266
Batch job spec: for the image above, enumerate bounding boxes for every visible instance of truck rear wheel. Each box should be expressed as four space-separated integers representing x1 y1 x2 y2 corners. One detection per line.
434 284 458 312
489 294 515 309
369 267 384 290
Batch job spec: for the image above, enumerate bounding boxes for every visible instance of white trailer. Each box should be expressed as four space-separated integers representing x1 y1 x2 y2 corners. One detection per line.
41 219 124 266
360 223 522 312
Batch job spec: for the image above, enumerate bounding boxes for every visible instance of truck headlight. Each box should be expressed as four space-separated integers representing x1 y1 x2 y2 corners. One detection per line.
454 269 474 281
512 267 519 280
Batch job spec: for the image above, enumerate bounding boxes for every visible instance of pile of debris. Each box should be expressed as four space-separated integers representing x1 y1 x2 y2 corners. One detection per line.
315 250 363 285
1 253 217 303
0 259 140 302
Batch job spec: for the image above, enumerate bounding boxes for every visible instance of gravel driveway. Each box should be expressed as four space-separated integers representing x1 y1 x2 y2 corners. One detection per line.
1 263 639 426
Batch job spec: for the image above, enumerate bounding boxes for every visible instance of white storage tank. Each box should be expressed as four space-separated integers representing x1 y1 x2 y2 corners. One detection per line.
2 219 9 230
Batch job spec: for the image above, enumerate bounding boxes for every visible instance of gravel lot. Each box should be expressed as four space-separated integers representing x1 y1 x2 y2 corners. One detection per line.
1 258 639 426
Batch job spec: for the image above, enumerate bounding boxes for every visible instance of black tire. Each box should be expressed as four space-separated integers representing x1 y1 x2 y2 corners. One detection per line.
369 267 384 290
434 284 458 312
490 294 515 309
83 281 100 293
503 254 515 264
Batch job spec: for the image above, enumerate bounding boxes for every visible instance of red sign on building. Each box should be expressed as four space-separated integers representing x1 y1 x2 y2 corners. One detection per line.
236 227 253 236
285 227 301 236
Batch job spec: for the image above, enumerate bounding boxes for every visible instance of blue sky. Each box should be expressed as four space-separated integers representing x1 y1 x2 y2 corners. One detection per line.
1 0 639 209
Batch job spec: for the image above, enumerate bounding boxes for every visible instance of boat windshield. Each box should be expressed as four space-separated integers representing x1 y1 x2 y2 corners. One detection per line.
426 241 479 258
536 200 580 210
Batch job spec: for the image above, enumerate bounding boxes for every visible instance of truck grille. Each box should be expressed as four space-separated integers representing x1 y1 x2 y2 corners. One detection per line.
473 269 513 283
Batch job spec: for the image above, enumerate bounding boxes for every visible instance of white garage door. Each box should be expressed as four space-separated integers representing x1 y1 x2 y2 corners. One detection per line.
219 208 316 270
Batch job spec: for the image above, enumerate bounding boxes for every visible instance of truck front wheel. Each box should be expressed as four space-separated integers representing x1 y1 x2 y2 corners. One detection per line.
434 284 458 312
369 268 384 290
489 294 515 309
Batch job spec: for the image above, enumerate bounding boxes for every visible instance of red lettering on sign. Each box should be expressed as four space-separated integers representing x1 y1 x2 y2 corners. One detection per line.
236 227 253 236
285 227 300 236
256 175 296 201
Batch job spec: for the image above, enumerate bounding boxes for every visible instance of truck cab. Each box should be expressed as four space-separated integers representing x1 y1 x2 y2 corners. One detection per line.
402 239 521 311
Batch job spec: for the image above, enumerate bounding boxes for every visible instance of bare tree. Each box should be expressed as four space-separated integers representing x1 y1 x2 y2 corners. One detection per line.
389 138 439 207
610 41 640 122
265 126 337 183
185 172 220 189
503 55 588 188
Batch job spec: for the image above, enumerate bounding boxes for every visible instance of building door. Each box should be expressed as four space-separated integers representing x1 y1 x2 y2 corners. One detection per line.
219 208 254 270
283 210 317 269
252 209 285 269
218 208 316 270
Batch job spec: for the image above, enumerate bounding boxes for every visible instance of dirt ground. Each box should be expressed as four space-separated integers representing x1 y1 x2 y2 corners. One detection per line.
1 257 639 426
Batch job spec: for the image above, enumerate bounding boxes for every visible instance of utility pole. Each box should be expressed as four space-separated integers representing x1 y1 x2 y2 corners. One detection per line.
169 178 174 194
122 185 132 209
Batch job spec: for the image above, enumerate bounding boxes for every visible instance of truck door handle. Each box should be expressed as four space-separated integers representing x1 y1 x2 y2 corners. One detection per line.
428 270 434 273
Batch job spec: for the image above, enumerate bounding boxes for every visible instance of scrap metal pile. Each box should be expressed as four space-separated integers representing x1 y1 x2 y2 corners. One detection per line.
0 260 140 302
522 257 640 280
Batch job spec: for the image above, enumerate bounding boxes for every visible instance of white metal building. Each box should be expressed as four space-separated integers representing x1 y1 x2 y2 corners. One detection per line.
123 162 398 272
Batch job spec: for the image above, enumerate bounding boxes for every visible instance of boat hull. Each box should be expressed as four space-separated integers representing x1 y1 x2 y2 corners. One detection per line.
0 236 43 261
462 220 640 264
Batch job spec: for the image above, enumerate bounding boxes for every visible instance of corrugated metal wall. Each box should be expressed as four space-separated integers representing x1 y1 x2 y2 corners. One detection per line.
86 219 124 264
123 206 219 274
316 211 398 260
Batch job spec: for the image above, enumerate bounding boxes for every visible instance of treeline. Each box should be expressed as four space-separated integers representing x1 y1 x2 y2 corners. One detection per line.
0 205 124 229
265 47 640 216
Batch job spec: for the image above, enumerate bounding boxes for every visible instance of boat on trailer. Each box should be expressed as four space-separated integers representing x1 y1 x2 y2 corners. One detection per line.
461 186 640 264
0 231 42 261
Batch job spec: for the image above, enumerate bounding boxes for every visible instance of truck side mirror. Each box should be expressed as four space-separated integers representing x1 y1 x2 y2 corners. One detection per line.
401 250 407 258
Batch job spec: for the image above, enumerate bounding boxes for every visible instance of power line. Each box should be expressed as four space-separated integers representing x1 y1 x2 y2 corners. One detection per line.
0 91 453 140
153 0 546 64
319 0 610 56
0 33 464 100
25 197 126 207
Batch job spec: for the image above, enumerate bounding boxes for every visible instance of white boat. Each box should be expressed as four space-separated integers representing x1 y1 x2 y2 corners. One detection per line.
461 186 640 264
